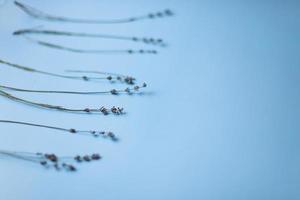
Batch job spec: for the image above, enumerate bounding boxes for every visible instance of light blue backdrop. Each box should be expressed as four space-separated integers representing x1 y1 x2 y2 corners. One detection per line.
0 0 299 199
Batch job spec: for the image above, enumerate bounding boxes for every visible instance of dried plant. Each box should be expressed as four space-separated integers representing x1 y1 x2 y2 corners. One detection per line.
0 89 124 115
0 82 147 95
0 59 138 85
0 120 118 140
14 1 174 24
0 150 102 172
0 1 169 173
22 36 158 54
13 28 168 47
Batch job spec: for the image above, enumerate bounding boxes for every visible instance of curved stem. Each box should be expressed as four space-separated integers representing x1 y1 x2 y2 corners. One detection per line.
0 89 124 115
0 59 135 83
24 36 158 54
0 119 117 139
13 28 167 47
14 1 174 24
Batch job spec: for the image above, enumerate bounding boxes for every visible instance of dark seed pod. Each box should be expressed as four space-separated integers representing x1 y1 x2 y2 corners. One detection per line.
111 106 118 114
74 155 82 162
0 150 102 172
40 161 47 166
84 108 91 113
54 163 60 170
82 76 89 81
148 13 155 18
125 88 130 93
156 12 163 17
107 132 117 141
45 154 58 162
117 107 124 113
83 155 91 162
99 107 109 115
165 9 174 16
69 128 77 133
110 89 118 95
68 165 76 172
91 154 101 160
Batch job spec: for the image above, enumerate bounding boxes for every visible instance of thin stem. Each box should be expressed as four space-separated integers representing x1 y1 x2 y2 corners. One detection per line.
0 83 147 95
0 120 67 131
0 58 136 84
0 150 102 172
0 119 117 140
14 1 174 24
0 89 124 115
13 28 167 47
0 150 40 163
23 36 158 54
66 70 129 77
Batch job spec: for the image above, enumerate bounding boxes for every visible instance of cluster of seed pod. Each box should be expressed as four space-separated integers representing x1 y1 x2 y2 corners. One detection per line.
0 58 140 85
40 160 76 172
0 1 172 173
110 83 147 95
13 28 168 47
69 128 118 141
91 131 117 141
127 49 157 54
0 88 125 114
24 36 159 55
147 9 174 19
106 75 136 85
37 152 101 171
132 37 166 46
15 1 174 24
13 2 173 55
0 120 118 142
97 106 124 115
74 154 101 162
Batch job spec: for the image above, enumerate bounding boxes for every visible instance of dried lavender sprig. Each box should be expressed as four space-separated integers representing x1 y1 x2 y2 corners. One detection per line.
65 70 136 84
0 59 136 84
0 83 147 95
23 36 158 54
0 150 102 172
0 120 117 140
0 89 124 115
13 28 167 47
64 71 148 94
14 1 174 24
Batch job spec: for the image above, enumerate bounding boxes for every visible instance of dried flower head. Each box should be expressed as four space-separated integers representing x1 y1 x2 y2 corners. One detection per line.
0 150 102 172
14 1 174 24
21 36 159 55
0 89 124 115
0 59 139 85
13 28 168 47
0 120 118 141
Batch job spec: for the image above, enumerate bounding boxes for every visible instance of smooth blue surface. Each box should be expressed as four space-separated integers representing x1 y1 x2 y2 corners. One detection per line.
0 0 299 199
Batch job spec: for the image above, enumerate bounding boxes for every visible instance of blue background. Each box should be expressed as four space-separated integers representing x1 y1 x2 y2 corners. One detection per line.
0 0 299 199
